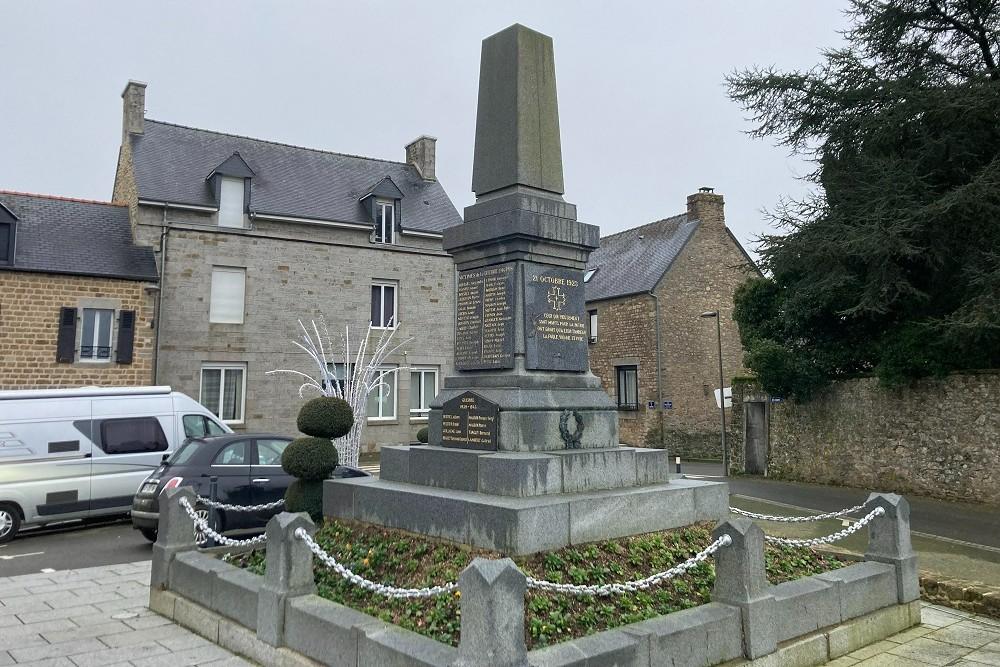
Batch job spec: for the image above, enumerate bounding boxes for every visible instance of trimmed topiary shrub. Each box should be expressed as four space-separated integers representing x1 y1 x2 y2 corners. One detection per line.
281 436 339 480
284 479 326 522
416 426 429 443
296 396 354 439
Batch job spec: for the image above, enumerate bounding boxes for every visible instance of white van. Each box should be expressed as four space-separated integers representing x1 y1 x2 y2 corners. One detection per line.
0 386 230 543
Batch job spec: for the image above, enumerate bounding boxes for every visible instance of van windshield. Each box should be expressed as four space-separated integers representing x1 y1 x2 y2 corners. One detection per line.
168 441 202 466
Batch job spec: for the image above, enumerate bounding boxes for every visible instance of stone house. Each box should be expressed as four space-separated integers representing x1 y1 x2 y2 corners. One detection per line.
0 191 158 389
111 81 462 449
585 188 758 459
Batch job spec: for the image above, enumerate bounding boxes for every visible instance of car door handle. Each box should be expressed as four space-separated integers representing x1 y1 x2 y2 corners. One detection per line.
252 478 270 484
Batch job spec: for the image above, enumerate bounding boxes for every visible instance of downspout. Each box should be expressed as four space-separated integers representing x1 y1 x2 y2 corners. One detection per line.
649 290 664 448
153 206 170 385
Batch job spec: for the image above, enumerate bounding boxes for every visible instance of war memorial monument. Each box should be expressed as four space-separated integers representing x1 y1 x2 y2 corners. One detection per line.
324 23 728 554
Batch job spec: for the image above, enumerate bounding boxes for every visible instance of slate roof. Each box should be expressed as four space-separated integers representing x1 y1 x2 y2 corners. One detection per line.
0 191 158 282
585 213 700 302
131 120 463 234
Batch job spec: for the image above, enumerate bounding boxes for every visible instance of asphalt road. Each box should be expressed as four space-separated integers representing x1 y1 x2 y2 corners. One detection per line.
0 514 152 577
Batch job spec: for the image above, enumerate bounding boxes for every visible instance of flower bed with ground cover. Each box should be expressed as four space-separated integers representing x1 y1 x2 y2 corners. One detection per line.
227 520 843 649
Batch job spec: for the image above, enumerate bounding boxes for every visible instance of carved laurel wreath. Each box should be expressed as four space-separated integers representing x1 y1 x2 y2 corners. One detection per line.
559 409 585 449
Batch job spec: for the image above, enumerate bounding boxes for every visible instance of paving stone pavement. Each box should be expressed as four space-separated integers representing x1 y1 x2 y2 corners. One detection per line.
828 603 1000 666
0 561 253 666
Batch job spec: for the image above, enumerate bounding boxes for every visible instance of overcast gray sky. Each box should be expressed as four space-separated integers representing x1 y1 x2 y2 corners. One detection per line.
0 1 849 254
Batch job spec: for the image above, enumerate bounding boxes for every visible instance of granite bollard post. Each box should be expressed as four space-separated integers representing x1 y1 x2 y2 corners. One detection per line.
712 519 777 659
453 558 528 667
864 493 920 603
257 512 317 647
150 486 197 590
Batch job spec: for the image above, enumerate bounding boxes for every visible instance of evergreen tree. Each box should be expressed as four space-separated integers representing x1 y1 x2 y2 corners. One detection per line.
728 0 1000 398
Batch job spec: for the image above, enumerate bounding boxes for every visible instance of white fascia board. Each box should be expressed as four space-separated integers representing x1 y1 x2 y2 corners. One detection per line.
252 212 371 230
138 199 218 212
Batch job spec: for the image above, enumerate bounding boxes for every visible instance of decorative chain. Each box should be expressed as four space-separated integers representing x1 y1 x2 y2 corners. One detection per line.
195 496 285 513
525 535 732 597
730 501 869 523
294 528 458 599
179 497 267 547
764 506 885 547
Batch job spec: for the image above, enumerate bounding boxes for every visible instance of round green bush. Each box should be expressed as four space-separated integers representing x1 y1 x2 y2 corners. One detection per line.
281 436 339 480
416 426 429 443
285 479 324 523
297 396 354 439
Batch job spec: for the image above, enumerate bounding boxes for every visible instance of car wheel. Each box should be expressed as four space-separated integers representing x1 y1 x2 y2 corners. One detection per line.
139 527 158 543
193 505 223 547
0 504 21 544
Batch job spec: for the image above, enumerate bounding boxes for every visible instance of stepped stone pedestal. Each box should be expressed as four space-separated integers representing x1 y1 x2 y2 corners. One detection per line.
324 23 727 554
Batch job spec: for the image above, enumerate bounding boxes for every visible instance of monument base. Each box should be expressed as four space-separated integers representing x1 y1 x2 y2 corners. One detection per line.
324 449 728 555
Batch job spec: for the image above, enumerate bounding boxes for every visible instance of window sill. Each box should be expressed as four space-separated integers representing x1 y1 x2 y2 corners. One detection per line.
409 415 429 422
368 419 399 426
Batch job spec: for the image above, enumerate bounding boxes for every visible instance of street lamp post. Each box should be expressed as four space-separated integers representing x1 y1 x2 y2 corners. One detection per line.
700 311 728 477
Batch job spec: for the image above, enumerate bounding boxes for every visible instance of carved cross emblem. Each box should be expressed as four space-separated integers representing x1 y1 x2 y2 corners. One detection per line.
547 286 567 311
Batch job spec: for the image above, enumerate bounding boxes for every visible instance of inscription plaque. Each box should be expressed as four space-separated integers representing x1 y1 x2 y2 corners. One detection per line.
440 391 500 451
523 263 588 371
455 263 515 370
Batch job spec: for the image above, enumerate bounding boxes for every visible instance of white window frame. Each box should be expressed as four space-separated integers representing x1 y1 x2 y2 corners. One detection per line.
367 365 397 421
371 282 397 329
209 266 246 324
408 368 438 420
375 199 395 244
79 308 115 363
589 309 598 344
218 177 246 229
200 364 247 425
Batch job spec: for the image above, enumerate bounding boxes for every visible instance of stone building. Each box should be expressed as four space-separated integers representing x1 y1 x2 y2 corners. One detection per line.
0 191 158 389
111 81 462 448
585 188 758 459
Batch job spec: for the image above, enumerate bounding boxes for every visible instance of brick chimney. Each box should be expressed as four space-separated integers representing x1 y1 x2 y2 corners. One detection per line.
121 80 147 140
687 186 725 226
405 135 437 181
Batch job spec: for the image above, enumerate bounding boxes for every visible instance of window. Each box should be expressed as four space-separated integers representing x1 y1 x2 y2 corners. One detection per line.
588 309 598 344
80 308 114 362
210 267 246 324
375 200 395 244
0 221 13 264
371 282 397 328
200 365 246 424
99 417 168 455
324 362 357 395
213 440 248 466
182 414 227 439
255 438 290 466
366 365 397 420
584 268 597 283
616 365 638 411
409 368 438 419
218 177 245 228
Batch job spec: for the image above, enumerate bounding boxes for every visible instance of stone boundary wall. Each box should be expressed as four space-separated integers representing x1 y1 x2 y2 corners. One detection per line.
730 373 1000 506
148 488 921 667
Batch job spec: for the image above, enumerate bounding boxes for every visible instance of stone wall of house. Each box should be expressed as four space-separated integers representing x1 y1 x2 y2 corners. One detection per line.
134 213 455 450
586 191 755 458
730 373 1000 506
0 271 155 388
587 294 659 446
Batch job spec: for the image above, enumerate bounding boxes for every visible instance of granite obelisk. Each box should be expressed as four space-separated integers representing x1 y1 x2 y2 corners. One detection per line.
324 24 728 555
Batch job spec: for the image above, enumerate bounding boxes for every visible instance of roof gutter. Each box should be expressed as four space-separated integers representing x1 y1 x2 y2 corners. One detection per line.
251 212 371 231
138 199 218 212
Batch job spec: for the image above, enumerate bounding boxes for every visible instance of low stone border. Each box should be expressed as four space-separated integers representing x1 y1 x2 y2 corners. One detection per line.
920 573 1000 620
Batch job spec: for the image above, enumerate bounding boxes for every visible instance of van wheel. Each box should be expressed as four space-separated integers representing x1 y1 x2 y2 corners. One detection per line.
0 504 21 544
139 527 158 543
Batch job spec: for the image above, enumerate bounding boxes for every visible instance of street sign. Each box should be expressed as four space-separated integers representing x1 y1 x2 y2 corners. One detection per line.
646 400 656 410
770 396 784 403
714 387 733 409
664 401 673 409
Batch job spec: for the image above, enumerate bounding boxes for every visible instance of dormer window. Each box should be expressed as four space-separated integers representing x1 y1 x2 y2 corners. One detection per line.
375 200 395 244
206 152 254 230
584 268 597 283
218 177 246 228
0 202 16 265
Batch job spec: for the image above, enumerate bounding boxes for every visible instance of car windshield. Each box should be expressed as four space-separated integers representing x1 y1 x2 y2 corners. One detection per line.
168 440 202 466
